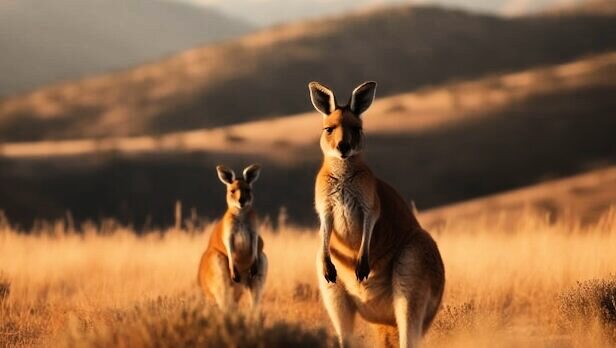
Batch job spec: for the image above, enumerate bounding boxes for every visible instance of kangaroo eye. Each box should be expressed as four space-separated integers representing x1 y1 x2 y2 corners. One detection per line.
231 189 236 194
324 127 334 135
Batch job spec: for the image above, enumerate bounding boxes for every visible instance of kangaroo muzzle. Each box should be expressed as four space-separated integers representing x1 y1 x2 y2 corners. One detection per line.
337 142 351 158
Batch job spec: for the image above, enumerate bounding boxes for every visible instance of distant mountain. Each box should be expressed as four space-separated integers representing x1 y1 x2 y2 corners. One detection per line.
185 0 409 27
543 0 616 16
0 4 615 141
183 0 590 26
0 0 252 96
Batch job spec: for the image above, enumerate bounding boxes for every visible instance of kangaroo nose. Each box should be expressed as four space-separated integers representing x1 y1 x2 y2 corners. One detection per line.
337 142 350 156
239 197 246 206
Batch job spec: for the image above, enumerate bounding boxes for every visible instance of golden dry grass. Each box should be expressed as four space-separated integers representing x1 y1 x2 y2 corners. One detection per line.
1 208 616 347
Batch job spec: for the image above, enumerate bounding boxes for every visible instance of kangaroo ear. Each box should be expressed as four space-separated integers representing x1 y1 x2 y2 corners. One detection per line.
243 164 261 185
350 81 377 116
216 165 235 185
309 81 337 117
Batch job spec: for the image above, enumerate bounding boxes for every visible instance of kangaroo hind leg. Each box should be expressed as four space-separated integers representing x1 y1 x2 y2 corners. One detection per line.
249 253 268 309
208 252 234 310
317 252 356 347
392 248 433 348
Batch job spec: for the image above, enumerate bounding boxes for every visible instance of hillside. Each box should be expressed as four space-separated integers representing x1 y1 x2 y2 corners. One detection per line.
0 0 252 96
2 53 614 159
420 166 616 228
0 54 614 226
166 0 591 26
0 4 615 141
544 0 616 16
198 0 410 26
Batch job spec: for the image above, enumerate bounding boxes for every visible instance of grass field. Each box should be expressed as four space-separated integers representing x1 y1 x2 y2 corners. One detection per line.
1 206 615 347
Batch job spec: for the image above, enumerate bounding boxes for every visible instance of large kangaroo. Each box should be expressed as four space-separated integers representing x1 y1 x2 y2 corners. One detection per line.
198 164 268 310
309 81 445 347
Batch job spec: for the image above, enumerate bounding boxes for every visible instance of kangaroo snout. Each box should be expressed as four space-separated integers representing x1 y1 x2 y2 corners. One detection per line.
239 197 247 206
337 142 351 158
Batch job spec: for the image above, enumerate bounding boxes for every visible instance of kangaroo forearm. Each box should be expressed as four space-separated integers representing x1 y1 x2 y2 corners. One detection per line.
227 253 234 271
224 238 234 269
319 213 338 283
317 206 333 250
252 233 259 262
319 213 334 257
359 212 377 258
321 228 332 257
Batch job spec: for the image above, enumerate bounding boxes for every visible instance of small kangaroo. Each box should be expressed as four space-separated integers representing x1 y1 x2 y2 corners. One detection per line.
309 81 445 348
198 164 268 310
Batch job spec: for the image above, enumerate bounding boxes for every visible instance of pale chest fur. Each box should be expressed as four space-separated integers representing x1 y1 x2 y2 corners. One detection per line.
325 174 365 247
224 218 255 263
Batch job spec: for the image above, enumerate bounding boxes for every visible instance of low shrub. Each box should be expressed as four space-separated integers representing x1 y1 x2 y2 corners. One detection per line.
432 302 476 334
63 296 330 348
559 277 616 339
0 272 9 302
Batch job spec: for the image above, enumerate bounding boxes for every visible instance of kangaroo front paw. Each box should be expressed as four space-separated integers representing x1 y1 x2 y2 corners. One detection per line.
323 256 337 283
250 259 259 278
231 266 240 283
355 256 370 282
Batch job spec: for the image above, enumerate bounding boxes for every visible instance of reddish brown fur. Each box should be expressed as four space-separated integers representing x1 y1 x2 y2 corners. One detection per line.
198 212 264 299
197 165 267 309
311 81 445 347
316 111 444 305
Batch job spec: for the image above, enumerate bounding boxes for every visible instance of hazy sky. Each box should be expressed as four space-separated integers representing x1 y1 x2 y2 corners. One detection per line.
174 0 582 26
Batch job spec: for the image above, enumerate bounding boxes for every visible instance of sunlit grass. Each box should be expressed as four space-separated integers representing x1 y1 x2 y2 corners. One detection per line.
1 208 615 347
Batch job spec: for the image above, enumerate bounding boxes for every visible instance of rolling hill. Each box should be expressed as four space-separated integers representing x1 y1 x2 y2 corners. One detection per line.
0 4 615 141
186 0 591 26
189 0 410 26
419 166 616 228
0 0 252 97
1 54 614 227
544 0 616 16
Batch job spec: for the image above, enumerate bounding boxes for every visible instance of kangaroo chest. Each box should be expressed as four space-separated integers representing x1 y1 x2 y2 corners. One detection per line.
228 220 254 263
327 177 364 245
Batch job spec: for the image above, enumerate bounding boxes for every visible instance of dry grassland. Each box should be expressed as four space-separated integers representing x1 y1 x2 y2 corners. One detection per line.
1 208 615 347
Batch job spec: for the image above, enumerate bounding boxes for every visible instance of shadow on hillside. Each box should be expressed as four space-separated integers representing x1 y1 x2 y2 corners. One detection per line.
116 11 616 137
0 82 614 228
1 7 616 141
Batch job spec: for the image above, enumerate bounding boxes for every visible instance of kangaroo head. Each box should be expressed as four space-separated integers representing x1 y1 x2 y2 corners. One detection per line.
308 81 377 160
216 164 261 210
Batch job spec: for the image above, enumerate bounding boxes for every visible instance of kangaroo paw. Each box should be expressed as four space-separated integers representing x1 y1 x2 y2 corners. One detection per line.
355 255 370 282
323 256 337 283
231 266 241 283
250 258 259 278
